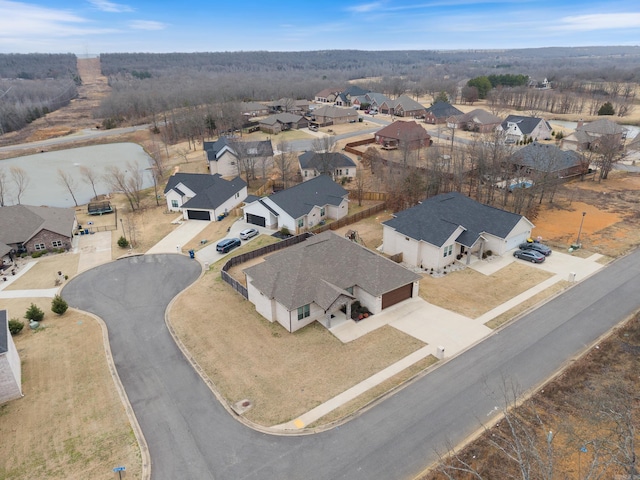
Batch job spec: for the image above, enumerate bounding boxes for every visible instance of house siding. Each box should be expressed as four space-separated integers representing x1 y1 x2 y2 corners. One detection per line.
209 151 240 177
247 280 274 322
355 286 382 315
25 229 73 253
0 330 22 405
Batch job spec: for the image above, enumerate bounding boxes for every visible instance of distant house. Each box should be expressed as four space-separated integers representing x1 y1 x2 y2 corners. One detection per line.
0 205 76 255
379 95 426 118
204 137 274 177
334 85 370 106
315 88 341 104
266 98 310 115
244 231 421 333
424 102 463 125
375 121 431 149
351 92 390 111
258 113 308 134
449 109 502 133
510 142 587 179
0 309 22 405
382 192 533 270
243 175 349 233
499 115 553 143
239 101 269 118
561 119 628 152
311 105 358 126
164 173 247 221
298 151 357 181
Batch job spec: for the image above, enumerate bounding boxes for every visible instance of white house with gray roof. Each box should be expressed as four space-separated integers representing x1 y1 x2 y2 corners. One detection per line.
244 231 421 333
0 310 22 405
498 115 553 143
164 173 247 221
298 151 357 182
204 137 273 177
242 175 349 233
383 192 533 270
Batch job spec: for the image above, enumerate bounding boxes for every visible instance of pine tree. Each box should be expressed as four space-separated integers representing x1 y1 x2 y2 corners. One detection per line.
51 295 68 315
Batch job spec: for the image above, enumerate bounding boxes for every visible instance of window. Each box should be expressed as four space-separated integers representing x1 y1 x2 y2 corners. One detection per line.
52 240 63 248
304 170 308 177
298 218 304 228
320 208 325 217
171 200 179 208
345 169 349 175
346 286 354 295
34 243 46 251
297 304 310 320
235 192 240 198
443 245 453 257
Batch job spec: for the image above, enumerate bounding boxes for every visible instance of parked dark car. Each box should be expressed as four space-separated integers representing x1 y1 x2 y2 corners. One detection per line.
518 241 552 256
216 238 241 253
513 249 546 263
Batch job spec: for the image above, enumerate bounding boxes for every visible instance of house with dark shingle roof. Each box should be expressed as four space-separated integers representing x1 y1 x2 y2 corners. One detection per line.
382 192 533 270
258 112 308 134
424 101 463 125
164 173 247 221
561 119 628 152
204 137 274 177
375 121 431 149
0 204 76 255
379 95 426 118
242 175 348 233
244 231 420 332
510 142 587 179
0 309 22 405
311 105 358 126
499 115 553 143
298 151 357 182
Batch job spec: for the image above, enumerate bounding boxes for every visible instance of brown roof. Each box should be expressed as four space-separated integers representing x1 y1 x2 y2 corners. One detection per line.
376 120 431 141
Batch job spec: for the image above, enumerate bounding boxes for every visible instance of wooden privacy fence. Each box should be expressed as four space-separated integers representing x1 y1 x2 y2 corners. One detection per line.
312 202 387 234
344 138 375 156
347 191 388 202
221 232 314 299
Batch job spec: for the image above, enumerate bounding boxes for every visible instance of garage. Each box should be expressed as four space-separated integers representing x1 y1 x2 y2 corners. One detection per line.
382 283 413 309
187 210 211 221
246 213 266 227
505 231 531 250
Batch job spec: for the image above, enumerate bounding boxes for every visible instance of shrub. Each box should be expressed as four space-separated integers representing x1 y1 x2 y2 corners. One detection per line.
598 101 615 116
485 250 493 256
51 295 68 315
280 226 290 236
31 250 46 258
8 319 24 335
25 303 45 322
117 236 130 248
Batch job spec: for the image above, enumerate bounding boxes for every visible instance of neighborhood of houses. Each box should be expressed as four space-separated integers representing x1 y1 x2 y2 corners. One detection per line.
0 83 637 405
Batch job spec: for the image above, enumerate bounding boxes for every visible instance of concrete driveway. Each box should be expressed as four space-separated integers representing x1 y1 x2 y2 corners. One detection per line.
145 218 210 254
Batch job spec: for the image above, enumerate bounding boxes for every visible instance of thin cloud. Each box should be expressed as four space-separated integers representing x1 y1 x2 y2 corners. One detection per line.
346 2 384 13
558 12 640 31
129 20 167 31
88 0 133 13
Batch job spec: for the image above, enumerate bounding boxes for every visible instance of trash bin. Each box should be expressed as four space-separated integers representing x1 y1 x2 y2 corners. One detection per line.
84 229 89 235
189 249 195 259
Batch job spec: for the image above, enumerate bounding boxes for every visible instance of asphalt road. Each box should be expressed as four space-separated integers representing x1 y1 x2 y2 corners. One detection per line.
61 249 640 479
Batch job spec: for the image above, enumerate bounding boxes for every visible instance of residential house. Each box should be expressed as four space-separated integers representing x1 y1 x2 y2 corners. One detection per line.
0 205 76 255
315 88 341 104
561 119 628 152
510 142 587 179
244 231 421 333
266 98 310 115
204 137 274 177
240 101 269 118
379 95 426 118
449 109 502 133
424 102 463 125
382 192 533 270
351 92 390 111
311 105 359 126
0 310 22 405
375 121 431 149
334 85 370 106
242 175 349 233
164 173 247 221
499 115 553 143
258 113 308 134
298 151 357 182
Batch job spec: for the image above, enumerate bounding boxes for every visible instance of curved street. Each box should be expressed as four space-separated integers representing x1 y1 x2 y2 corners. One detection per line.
61 249 640 480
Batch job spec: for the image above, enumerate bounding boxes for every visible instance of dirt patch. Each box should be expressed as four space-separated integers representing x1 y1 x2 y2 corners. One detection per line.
0 298 141 480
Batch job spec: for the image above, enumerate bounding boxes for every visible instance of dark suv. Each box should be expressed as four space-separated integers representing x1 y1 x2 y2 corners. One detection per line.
518 241 552 256
216 238 241 253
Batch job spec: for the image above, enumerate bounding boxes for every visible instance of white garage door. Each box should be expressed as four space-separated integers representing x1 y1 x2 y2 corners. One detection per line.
505 231 531 250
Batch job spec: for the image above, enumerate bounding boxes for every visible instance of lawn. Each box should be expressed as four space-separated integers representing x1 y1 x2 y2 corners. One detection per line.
5 253 79 290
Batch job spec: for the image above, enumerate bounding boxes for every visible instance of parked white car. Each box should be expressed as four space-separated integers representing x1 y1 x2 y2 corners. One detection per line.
239 228 259 240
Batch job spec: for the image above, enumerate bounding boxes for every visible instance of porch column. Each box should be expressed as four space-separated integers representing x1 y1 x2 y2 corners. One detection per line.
346 302 352 322
326 312 332 329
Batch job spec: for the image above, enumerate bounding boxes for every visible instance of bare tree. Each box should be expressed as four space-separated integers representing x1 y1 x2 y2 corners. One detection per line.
103 161 143 211
274 140 295 188
593 133 625 181
56 168 80 206
353 167 366 207
79 166 100 200
9 165 29 204
0 167 8 206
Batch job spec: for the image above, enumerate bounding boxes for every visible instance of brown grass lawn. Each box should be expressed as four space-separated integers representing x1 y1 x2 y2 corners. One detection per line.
0 298 141 480
5 253 79 290
169 253 426 427
419 263 554 319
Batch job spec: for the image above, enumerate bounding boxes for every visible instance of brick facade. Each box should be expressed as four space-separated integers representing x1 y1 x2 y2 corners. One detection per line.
24 229 72 253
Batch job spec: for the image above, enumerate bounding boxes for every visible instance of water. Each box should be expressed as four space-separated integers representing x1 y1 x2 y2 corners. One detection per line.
0 143 154 208
550 120 639 139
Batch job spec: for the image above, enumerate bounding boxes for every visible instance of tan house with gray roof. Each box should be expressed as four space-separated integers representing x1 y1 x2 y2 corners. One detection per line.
244 231 421 333
0 205 76 255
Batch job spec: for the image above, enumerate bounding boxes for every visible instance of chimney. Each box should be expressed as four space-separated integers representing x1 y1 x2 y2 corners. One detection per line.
577 119 584 128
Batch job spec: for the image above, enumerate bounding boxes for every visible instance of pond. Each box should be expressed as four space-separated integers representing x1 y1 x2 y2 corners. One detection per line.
0 143 154 208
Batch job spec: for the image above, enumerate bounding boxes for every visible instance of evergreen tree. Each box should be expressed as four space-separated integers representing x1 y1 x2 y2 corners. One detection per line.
51 295 68 315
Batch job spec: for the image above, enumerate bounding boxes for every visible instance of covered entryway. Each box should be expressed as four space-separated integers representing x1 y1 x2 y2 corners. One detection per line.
187 210 211 221
382 283 413 309
246 213 266 227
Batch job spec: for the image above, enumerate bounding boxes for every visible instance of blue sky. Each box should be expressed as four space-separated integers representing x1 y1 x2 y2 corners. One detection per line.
0 0 638 54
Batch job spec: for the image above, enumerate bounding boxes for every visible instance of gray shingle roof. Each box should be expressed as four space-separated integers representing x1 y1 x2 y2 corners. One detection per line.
164 173 246 210
259 112 303 126
511 142 582 173
244 231 420 310
313 105 358 119
298 151 356 171
578 119 626 135
383 192 527 248
0 205 75 245
386 95 426 112
455 109 502 125
501 115 549 135
267 175 348 219
425 101 463 118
